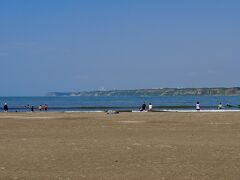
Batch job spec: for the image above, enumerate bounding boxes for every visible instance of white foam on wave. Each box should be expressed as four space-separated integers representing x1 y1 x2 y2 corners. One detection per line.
64 111 104 113
161 109 240 113
64 110 240 113
132 110 148 113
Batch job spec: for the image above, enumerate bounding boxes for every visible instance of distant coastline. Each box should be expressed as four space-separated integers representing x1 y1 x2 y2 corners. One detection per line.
46 87 240 97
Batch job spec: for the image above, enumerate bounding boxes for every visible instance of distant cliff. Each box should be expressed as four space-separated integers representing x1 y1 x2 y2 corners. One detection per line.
46 87 240 96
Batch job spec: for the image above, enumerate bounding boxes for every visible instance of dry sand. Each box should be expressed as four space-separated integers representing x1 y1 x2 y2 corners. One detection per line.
0 112 240 180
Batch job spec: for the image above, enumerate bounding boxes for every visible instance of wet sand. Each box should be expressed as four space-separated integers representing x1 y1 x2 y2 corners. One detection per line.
0 112 240 179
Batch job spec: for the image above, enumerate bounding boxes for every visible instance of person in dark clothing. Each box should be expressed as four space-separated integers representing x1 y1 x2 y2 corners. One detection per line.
140 102 146 111
3 103 8 112
31 106 34 112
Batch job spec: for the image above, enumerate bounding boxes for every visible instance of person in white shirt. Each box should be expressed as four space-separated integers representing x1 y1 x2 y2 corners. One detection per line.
196 102 200 111
218 102 224 109
148 103 153 111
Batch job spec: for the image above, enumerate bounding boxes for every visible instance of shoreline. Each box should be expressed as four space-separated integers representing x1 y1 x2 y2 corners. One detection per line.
2 109 240 113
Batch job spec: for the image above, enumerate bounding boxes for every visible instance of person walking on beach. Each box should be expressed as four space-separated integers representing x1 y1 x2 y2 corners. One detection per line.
196 102 200 111
3 103 8 112
148 103 153 111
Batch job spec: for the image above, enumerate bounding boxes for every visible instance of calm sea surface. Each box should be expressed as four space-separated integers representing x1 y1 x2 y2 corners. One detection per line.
0 96 240 112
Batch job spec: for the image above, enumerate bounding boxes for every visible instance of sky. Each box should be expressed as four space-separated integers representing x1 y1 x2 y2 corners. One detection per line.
0 0 239 96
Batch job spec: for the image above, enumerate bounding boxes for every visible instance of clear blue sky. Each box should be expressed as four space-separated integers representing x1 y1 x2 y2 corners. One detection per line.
0 0 239 96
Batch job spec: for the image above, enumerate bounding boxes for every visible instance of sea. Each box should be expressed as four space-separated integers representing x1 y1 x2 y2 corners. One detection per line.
0 96 240 112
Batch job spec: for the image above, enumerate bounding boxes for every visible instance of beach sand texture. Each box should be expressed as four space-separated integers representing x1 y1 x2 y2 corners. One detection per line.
0 112 240 180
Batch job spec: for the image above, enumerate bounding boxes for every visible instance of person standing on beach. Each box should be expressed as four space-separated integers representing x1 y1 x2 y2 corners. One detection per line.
218 102 224 109
31 106 34 112
196 102 200 111
3 103 8 112
148 103 153 111
38 105 42 111
44 104 48 111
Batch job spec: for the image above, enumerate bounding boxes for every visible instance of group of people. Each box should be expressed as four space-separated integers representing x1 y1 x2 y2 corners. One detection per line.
195 102 224 111
2 103 48 112
138 102 225 112
38 104 48 111
24 104 35 112
25 104 48 112
140 102 153 111
0 101 228 112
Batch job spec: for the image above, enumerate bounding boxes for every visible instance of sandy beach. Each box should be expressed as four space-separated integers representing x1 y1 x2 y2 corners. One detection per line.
0 112 240 179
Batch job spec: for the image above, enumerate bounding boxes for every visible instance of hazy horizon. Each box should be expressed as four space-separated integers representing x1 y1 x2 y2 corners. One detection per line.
51 86 240 91
0 0 239 96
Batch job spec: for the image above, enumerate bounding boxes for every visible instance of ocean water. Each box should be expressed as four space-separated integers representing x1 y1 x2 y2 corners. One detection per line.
0 96 240 112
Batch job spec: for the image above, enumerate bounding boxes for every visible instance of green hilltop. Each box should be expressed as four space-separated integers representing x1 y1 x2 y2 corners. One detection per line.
46 87 240 96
